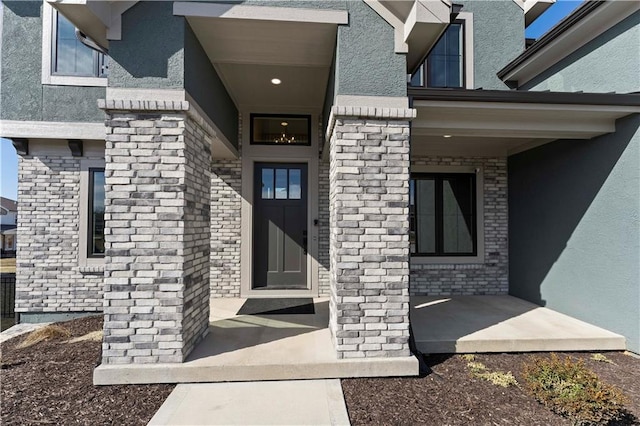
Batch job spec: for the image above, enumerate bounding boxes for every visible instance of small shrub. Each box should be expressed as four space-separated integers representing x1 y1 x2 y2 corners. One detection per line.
522 354 629 425
17 325 71 349
590 354 615 365
465 359 518 388
461 354 476 362
477 371 519 388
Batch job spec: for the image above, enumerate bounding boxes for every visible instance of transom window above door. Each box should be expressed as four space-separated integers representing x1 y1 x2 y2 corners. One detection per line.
261 167 302 200
251 114 311 146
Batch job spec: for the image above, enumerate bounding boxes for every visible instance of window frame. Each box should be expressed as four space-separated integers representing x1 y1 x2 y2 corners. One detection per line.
79 160 106 268
250 113 312 146
41 3 107 87
409 12 474 90
410 165 484 265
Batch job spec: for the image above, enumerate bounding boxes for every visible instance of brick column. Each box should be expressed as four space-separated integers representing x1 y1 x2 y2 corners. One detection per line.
328 106 415 359
99 100 212 364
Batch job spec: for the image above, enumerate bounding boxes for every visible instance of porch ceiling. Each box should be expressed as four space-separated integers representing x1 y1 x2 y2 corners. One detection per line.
410 89 640 156
179 3 346 111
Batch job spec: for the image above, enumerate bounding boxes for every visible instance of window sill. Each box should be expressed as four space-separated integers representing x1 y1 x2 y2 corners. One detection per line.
43 75 107 87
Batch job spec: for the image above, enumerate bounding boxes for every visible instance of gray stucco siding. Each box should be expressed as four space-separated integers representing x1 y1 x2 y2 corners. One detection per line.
458 0 524 90
1 1 105 123
184 22 238 149
522 11 640 93
107 1 185 89
508 114 640 354
335 0 407 98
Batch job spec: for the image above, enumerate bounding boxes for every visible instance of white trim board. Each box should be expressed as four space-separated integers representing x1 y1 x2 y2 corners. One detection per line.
174 2 348 25
0 120 105 140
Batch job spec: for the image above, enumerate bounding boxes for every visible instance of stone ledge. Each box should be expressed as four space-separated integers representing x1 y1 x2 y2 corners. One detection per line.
98 99 190 112
78 265 105 274
325 105 417 144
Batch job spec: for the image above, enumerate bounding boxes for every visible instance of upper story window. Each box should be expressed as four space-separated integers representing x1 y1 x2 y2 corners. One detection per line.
42 3 108 86
410 13 474 89
427 23 463 88
53 12 108 78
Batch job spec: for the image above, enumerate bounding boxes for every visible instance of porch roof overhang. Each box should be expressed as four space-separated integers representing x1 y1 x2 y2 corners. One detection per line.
409 88 640 156
46 0 138 49
174 2 348 111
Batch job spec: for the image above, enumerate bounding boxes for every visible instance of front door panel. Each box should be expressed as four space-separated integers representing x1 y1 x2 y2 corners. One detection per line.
253 163 308 289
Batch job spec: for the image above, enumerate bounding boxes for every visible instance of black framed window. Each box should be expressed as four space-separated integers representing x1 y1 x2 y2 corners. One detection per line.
410 22 464 88
410 173 477 256
250 114 311 146
52 11 108 77
88 168 105 257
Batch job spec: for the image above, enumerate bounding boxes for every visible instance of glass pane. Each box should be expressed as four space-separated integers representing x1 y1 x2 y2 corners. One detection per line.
447 57 462 88
442 176 474 254
289 169 301 199
409 65 423 87
252 116 310 145
275 169 288 199
262 168 274 199
428 56 447 88
90 170 105 256
55 13 96 76
447 24 462 56
415 179 436 254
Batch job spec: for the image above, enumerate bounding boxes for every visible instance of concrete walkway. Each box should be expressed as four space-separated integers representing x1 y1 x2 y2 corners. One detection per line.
148 379 350 426
0 322 51 344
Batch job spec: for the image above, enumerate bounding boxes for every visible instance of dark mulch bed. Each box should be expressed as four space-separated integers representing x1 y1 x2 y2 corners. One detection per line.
342 351 640 425
1 316 174 426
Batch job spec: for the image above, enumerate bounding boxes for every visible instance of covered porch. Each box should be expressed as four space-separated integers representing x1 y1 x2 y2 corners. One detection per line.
94 296 624 384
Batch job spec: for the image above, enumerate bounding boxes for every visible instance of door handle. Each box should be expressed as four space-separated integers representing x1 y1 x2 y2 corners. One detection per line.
303 230 307 255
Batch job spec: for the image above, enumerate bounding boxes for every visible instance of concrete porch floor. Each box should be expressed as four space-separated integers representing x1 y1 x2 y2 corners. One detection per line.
94 295 626 385
411 295 626 354
94 298 419 385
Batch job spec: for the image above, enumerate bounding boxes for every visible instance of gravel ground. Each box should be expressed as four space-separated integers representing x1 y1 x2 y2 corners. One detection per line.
342 351 640 426
0 316 174 426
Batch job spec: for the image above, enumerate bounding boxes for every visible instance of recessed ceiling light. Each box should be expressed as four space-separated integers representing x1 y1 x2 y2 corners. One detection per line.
271 78 282 85
443 134 452 138
281 122 288 126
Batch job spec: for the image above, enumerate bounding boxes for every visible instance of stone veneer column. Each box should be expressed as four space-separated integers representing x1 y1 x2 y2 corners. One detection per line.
99 100 212 364
328 106 416 359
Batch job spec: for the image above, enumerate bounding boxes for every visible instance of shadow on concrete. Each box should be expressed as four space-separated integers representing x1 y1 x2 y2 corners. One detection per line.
187 300 329 361
410 296 537 353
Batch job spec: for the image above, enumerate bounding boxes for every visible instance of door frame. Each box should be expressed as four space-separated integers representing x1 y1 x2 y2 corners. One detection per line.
239 108 320 298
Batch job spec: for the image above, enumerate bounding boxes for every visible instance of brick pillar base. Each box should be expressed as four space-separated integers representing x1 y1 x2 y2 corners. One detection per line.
100 100 212 364
328 106 415 359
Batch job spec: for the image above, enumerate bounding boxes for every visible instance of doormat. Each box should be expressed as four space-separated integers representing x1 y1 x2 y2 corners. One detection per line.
237 298 315 315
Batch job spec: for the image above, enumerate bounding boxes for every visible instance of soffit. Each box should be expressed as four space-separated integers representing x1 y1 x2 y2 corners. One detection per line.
185 16 338 110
